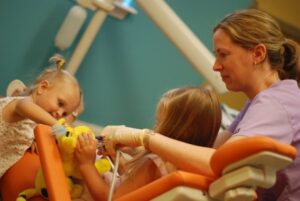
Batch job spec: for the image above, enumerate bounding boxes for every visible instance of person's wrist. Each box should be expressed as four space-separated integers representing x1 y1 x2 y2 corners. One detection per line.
141 129 155 150
78 162 95 172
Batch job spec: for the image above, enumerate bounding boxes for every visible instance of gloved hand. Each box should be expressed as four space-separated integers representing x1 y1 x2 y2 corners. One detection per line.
101 125 148 156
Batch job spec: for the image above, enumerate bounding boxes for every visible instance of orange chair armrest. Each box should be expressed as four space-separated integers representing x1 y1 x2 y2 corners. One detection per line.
211 136 297 176
116 170 213 201
34 124 71 201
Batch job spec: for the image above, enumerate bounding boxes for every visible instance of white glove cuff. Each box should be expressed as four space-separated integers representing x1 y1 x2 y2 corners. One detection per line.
141 129 155 150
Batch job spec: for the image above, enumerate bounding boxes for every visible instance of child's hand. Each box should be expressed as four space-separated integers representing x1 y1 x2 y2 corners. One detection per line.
29 140 38 153
75 133 97 166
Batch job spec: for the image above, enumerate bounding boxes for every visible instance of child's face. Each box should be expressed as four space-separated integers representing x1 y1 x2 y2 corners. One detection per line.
35 80 80 119
64 99 84 124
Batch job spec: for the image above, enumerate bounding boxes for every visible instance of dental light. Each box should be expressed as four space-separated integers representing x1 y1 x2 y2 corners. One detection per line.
54 0 137 75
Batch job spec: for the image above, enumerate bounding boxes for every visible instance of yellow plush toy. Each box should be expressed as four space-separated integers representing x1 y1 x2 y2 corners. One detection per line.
16 122 111 201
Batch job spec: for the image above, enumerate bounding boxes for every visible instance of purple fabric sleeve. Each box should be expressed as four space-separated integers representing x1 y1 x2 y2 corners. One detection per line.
227 101 251 133
229 93 293 144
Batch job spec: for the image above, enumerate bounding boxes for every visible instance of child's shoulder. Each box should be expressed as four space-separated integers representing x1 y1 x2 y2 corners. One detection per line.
0 96 17 107
0 96 29 118
0 96 36 131
0 96 26 106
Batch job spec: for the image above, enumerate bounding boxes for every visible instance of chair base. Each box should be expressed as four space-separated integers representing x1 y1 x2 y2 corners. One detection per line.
152 186 215 201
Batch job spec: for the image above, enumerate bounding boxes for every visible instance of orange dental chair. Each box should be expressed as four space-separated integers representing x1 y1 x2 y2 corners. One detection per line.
116 136 296 201
0 125 70 201
0 124 297 201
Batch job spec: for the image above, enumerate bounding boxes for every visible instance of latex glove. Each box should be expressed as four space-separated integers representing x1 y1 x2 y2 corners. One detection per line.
102 125 146 156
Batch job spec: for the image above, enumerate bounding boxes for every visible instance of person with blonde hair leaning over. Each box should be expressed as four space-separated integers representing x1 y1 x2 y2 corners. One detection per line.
101 9 300 201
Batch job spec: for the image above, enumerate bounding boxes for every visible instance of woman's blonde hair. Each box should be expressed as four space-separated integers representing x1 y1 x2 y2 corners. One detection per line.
214 9 300 82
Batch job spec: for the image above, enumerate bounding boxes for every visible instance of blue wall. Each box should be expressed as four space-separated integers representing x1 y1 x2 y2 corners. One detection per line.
0 0 251 128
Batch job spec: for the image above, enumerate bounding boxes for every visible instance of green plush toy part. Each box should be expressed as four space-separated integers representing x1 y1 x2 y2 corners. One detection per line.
16 122 111 201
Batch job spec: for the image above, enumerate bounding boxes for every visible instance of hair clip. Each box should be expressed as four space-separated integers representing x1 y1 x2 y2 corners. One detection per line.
56 59 65 70
49 54 65 71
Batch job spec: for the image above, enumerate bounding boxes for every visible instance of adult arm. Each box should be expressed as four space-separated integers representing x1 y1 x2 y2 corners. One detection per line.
102 126 215 177
147 133 215 176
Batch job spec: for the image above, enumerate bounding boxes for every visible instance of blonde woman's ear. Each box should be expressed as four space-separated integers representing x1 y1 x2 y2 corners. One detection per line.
253 43 267 64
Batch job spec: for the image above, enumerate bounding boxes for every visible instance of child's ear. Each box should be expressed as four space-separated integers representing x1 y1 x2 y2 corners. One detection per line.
37 80 50 95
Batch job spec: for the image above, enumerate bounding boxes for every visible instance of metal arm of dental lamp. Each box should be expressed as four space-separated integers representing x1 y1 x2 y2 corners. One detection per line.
55 0 137 75
66 0 114 75
56 0 226 94
136 0 227 94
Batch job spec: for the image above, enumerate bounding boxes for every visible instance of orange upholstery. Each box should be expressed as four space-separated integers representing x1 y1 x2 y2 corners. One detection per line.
1 125 297 201
0 125 71 201
34 124 71 201
210 136 297 177
116 136 297 201
115 171 214 201
0 152 44 201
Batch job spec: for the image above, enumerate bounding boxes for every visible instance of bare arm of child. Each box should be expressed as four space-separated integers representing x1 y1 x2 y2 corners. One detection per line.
75 133 161 200
3 97 57 126
75 133 109 200
113 157 161 199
